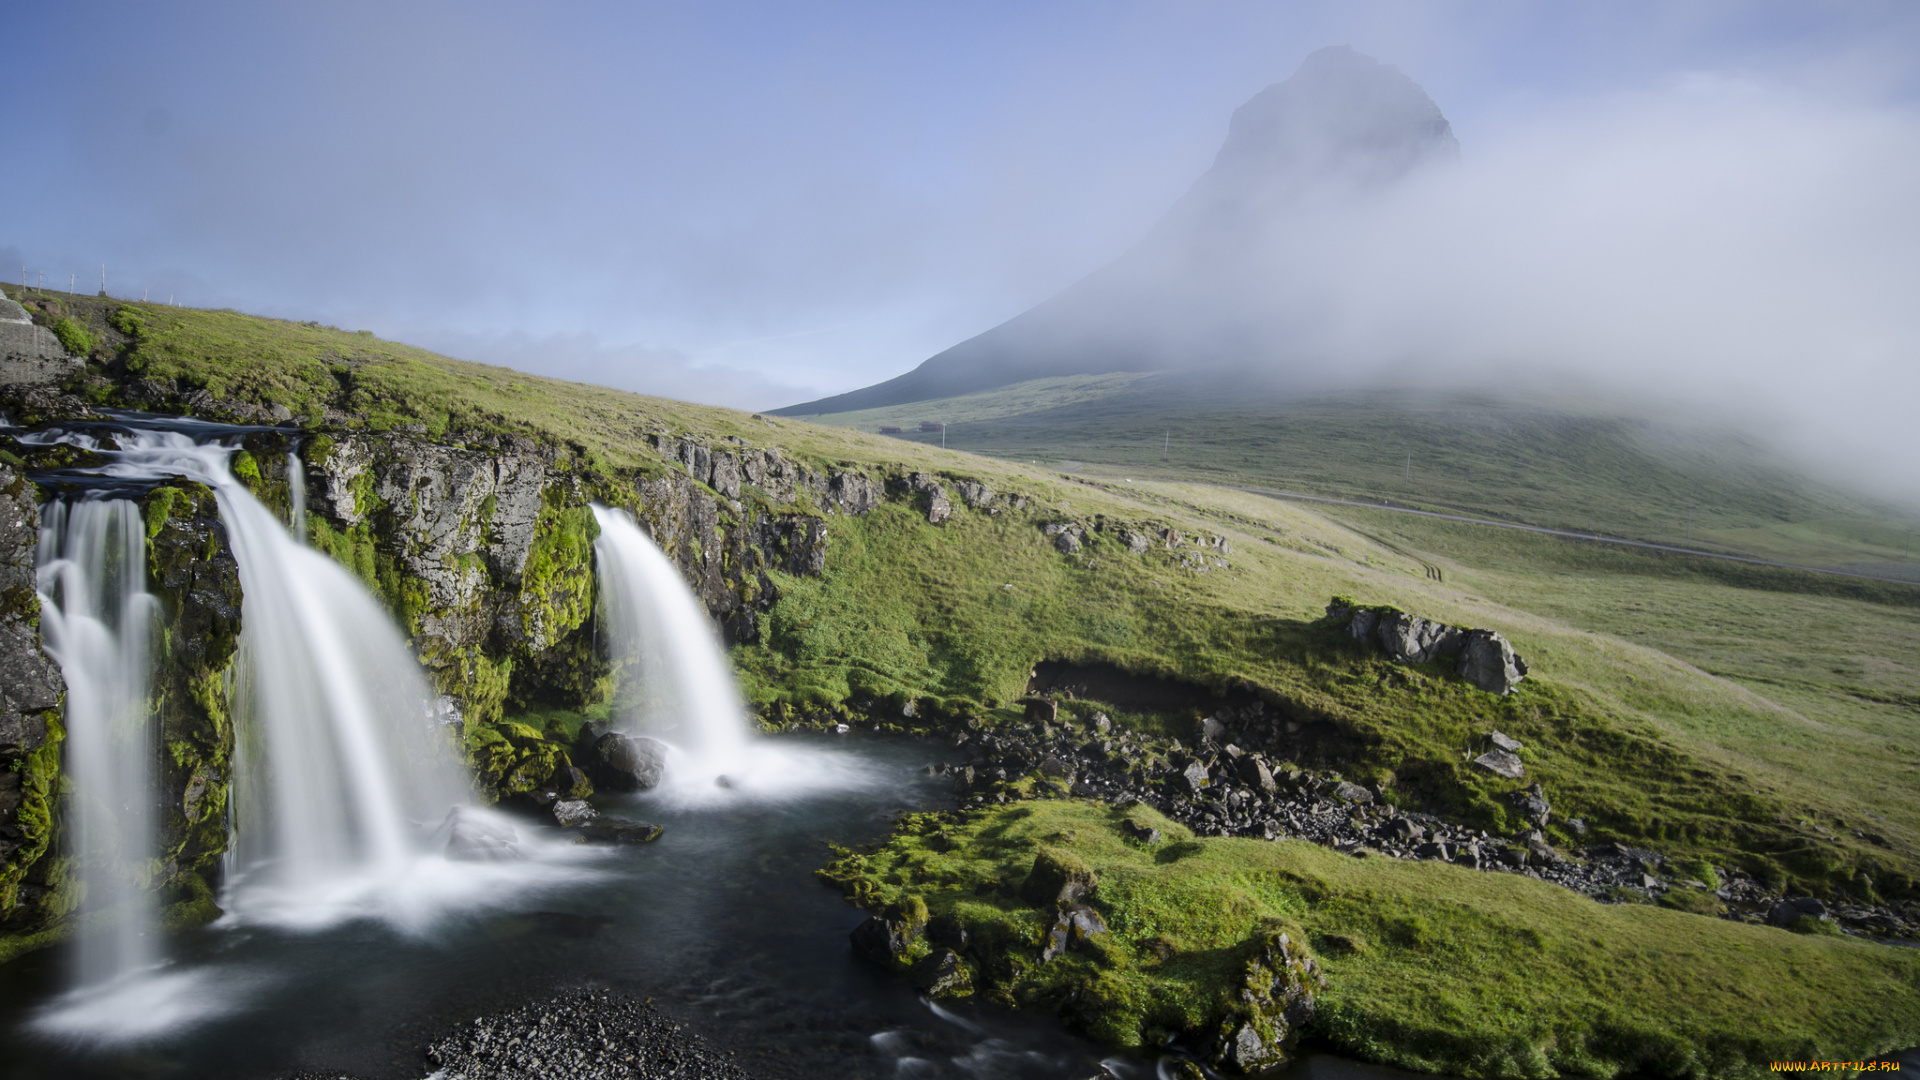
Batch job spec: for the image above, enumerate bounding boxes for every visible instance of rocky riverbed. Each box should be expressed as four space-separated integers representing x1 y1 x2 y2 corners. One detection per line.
930 704 1920 942
273 990 763 1080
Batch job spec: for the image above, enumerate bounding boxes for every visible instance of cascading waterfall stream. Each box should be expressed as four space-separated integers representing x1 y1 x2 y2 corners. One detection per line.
22 424 589 942
592 505 752 764
87 431 475 925
35 497 161 991
591 504 875 804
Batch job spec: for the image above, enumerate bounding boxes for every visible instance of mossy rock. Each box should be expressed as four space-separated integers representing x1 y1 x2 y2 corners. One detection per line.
1020 847 1096 906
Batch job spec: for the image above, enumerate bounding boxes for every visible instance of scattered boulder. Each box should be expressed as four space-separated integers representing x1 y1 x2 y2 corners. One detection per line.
1022 697 1059 724
550 798 598 827
1457 629 1528 695
1208 930 1322 1073
1510 784 1551 828
587 732 668 792
1121 819 1162 844
851 896 929 969
1474 748 1526 780
1042 902 1109 962
909 946 973 996
1331 781 1373 805
1020 848 1097 906
1326 597 1529 695
1237 755 1278 797
1375 611 1466 664
1767 897 1830 928
1176 759 1212 797
1194 715 1227 747
1488 731 1524 753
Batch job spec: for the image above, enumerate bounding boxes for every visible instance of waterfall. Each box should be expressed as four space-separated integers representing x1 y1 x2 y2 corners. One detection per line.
592 505 751 763
29 427 540 932
35 497 161 990
591 504 872 804
285 449 307 543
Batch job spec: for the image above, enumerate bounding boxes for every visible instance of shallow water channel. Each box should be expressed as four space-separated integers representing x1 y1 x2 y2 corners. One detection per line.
0 736 1109 1078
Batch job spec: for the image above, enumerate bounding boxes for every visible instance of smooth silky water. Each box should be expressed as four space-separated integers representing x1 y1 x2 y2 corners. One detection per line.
0 414 1448 1080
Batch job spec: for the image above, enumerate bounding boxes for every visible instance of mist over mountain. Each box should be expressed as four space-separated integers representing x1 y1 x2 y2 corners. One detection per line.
777 46 1457 414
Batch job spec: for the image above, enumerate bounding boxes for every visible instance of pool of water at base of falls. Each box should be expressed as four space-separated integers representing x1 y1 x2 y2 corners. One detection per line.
0 735 1130 1080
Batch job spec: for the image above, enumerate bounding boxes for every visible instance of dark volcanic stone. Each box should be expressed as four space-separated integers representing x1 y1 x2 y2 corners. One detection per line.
422 988 763 1079
588 733 668 792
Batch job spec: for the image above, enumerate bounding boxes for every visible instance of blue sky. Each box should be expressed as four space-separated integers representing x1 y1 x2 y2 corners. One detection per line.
5 1 1919 420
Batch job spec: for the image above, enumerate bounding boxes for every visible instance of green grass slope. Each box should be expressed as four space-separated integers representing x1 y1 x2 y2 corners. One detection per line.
793 373 1920 579
826 801 1920 1077
10 286 1919 1071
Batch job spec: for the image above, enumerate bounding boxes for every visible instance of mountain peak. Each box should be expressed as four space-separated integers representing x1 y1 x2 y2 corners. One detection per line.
775 48 1457 416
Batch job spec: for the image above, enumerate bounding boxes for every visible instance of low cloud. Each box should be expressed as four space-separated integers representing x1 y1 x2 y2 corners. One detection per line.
1132 76 1920 505
414 330 814 412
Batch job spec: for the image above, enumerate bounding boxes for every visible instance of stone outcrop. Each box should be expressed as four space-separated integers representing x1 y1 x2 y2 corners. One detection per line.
0 463 63 934
142 481 244 908
1326 598 1528 694
1208 929 1323 1073
0 295 82 389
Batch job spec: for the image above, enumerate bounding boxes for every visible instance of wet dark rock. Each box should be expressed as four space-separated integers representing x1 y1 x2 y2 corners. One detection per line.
424 988 762 1080
588 733 668 792
909 946 973 996
850 897 928 968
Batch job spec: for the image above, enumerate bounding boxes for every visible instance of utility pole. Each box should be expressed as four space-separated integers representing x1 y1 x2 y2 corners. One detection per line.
100 264 106 297
70 273 75 295
941 423 946 450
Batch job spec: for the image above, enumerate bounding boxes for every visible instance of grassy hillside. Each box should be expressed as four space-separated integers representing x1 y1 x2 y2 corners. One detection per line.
825 801 1920 1077
793 372 1920 580
10 285 1919 1071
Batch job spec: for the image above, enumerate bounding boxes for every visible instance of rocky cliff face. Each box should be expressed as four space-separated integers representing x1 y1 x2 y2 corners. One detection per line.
247 425 883 730
142 481 243 923
0 462 65 943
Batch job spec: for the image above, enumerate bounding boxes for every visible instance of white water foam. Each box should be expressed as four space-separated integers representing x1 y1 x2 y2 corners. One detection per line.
590 504 884 807
35 498 161 988
31 426 600 941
